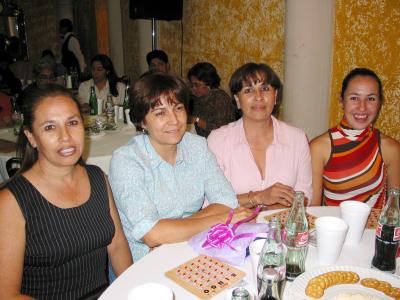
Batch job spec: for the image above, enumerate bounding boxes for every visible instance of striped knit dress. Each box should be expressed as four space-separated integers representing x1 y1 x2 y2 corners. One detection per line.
6 165 115 299
322 119 386 208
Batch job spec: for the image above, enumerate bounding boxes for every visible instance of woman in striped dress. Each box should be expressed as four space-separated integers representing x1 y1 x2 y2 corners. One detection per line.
0 85 132 299
310 68 400 207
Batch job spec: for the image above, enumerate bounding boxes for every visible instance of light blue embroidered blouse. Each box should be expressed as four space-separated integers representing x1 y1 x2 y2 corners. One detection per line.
109 132 238 261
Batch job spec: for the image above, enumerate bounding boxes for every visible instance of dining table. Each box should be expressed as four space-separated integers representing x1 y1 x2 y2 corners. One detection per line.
99 206 400 300
0 123 137 181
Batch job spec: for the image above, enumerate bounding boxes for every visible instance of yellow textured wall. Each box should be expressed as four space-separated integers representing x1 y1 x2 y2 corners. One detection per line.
330 0 400 141
158 0 285 92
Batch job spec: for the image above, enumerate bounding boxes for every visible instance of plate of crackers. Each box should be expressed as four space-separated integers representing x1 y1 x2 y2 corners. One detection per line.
286 265 400 300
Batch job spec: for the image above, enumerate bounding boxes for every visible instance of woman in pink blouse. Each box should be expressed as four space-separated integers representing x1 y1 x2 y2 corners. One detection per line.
207 63 312 209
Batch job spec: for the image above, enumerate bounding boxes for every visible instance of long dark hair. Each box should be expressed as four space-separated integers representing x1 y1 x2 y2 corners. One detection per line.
91 54 120 97
16 84 84 176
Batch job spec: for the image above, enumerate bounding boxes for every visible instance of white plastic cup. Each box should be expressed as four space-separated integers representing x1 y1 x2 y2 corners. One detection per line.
125 108 135 127
97 98 104 115
315 216 348 265
118 106 124 121
340 201 371 245
128 283 173 300
249 239 266 288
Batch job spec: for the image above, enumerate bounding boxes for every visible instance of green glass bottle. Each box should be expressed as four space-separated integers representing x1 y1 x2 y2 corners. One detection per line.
89 86 98 115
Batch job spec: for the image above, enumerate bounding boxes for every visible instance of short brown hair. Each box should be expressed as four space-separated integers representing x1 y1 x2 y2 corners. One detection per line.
130 72 190 129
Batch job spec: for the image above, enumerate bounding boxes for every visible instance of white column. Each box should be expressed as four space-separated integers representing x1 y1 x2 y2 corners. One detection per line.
283 0 335 140
107 0 124 76
138 19 153 74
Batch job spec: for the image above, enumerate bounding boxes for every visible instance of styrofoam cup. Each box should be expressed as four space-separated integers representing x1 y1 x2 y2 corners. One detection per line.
125 108 135 127
340 201 371 245
128 283 173 300
315 216 348 265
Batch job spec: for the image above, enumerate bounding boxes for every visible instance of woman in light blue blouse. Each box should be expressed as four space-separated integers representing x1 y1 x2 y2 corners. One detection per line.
109 73 252 262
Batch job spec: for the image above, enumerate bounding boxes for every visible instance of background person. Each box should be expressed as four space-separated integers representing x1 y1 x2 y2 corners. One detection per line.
0 84 132 299
146 49 170 73
208 63 312 209
310 68 400 207
109 72 251 262
78 54 126 111
59 18 86 73
188 62 235 137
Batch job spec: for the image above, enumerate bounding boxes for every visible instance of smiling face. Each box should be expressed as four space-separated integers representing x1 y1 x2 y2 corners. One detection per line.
24 95 84 168
235 79 277 122
141 94 187 154
341 75 381 130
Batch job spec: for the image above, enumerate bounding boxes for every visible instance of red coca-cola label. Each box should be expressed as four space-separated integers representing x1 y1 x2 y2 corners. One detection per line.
296 231 309 247
394 227 400 242
376 223 382 238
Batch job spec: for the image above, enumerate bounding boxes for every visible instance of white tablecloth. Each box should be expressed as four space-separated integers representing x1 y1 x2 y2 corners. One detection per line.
0 125 136 181
99 207 400 300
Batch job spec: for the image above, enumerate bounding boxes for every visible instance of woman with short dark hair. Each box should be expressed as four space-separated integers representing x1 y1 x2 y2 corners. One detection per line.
208 63 312 208
188 62 235 137
109 72 251 262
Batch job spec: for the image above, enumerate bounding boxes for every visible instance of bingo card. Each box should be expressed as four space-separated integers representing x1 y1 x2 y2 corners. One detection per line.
165 255 245 299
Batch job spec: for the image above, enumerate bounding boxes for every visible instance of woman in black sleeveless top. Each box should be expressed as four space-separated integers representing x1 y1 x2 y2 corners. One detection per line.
0 85 132 299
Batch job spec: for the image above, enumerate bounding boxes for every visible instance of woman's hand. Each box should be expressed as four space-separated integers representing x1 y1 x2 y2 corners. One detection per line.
254 183 294 207
215 206 255 224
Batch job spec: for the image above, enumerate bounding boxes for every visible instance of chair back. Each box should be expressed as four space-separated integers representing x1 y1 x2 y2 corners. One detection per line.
6 157 21 177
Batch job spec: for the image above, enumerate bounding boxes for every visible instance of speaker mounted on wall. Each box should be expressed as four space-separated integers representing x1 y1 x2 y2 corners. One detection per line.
129 0 183 21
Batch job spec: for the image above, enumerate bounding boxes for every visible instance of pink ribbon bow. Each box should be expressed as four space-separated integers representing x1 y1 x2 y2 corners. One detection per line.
201 206 263 250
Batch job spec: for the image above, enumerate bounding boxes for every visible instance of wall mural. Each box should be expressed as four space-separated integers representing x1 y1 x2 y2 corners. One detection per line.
158 0 285 94
330 0 400 141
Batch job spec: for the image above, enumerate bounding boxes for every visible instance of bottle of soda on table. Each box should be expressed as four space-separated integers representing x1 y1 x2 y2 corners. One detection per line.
105 94 115 125
371 187 400 273
283 191 309 281
257 218 286 300
89 86 98 115
122 83 130 124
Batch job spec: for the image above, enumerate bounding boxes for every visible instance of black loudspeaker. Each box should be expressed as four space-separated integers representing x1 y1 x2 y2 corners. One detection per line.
129 0 183 20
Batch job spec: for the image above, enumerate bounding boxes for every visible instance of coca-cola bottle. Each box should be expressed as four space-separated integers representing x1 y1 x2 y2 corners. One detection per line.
371 187 400 273
257 219 286 300
283 191 308 281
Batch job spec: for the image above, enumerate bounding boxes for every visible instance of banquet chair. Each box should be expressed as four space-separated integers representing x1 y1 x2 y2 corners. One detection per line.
6 157 21 177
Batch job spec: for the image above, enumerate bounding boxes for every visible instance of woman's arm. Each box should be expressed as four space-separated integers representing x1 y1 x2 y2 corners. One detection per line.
0 189 34 300
381 134 400 188
309 133 331 206
105 177 133 277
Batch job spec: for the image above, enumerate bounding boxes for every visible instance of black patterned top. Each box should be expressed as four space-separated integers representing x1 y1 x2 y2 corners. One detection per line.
5 165 115 299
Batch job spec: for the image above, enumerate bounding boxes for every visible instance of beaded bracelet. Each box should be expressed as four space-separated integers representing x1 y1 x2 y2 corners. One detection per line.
247 191 257 208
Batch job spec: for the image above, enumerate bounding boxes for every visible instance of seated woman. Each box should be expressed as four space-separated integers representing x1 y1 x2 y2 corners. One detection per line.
78 54 125 111
310 68 400 207
18 56 57 107
208 63 312 208
0 84 132 299
188 62 235 137
109 72 251 262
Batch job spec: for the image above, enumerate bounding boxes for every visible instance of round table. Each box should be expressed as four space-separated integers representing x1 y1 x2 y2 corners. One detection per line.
0 124 136 181
99 207 400 300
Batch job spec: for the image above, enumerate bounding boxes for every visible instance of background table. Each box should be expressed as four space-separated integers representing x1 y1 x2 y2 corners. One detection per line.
100 207 400 300
0 125 136 181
